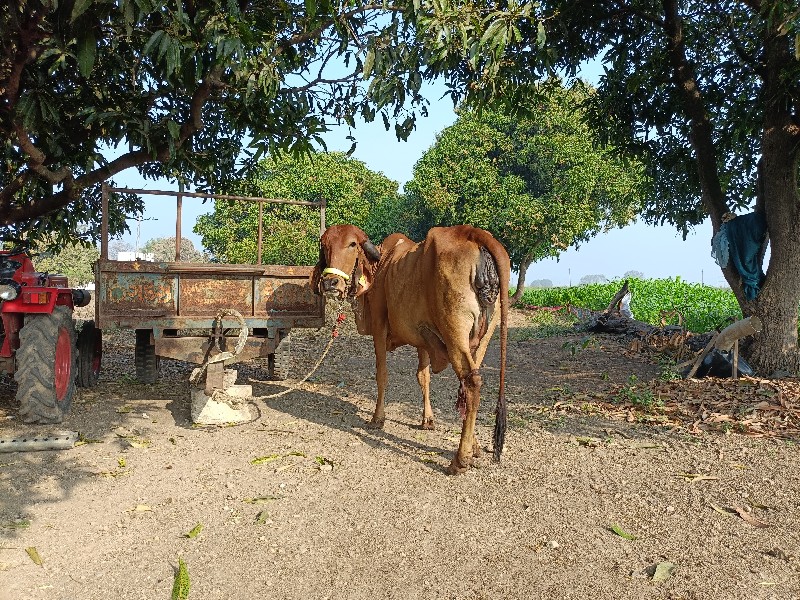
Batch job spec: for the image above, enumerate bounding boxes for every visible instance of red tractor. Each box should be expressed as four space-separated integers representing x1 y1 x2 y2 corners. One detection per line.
0 239 102 423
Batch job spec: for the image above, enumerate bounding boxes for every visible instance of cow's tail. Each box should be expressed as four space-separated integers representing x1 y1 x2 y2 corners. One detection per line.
469 228 510 462
491 239 510 462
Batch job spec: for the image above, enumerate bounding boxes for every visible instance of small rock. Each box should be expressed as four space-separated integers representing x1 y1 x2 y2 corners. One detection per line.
546 540 560 549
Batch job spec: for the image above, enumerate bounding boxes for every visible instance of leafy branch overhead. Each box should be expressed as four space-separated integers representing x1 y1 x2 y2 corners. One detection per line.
3 0 493 243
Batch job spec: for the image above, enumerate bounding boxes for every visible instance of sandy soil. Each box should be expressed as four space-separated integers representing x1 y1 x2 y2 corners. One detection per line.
1 308 798 600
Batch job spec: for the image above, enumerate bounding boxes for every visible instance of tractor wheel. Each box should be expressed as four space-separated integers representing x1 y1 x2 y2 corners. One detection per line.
76 320 102 388
268 333 292 380
134 329 159 384
15 305 77 424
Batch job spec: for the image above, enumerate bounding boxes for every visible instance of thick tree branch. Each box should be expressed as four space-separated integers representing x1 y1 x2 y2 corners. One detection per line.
178 67 225 147
2 65 227 224
661 0 729 232
1 10 47 113
13 122 73 186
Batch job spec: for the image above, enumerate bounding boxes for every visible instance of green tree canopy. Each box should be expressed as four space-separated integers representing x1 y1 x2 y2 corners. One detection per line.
31 239 99 287
403 85 647 300
194 152 400 265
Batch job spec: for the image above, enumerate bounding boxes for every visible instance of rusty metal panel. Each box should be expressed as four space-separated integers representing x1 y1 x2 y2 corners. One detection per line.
98 270 176 318
179 275 253 316
256 276 322 316
96 258 324 333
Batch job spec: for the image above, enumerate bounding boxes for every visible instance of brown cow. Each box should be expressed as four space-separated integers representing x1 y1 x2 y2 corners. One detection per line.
311 224 509 475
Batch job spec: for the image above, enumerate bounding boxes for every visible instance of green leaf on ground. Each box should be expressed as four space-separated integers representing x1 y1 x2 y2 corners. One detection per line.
250 454 280 465
25 547 43 566
2 519 30 529
315 456 334 468
184 524 203 539
243 496 280 504
652 561 676 583
255 510 270 525
609 523 636 540
171 557 190 600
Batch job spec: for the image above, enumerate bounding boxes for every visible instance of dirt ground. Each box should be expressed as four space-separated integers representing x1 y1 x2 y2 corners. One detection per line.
1 307 798 600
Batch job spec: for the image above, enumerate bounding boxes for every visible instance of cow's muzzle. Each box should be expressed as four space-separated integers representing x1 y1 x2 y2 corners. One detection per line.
321 276 345 298
320 267 350 298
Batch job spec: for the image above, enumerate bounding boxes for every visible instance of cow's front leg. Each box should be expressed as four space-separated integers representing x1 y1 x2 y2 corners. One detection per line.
446 368 482 475
367 329 388 429
417 349 434 430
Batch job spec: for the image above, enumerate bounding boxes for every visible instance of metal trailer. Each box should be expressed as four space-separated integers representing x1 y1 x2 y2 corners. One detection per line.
95 184 325 390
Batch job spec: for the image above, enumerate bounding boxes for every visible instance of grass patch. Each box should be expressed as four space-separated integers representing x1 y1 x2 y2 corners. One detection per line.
511 309 579 340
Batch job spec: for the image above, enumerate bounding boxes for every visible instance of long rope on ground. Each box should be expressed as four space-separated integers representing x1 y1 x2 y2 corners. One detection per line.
247 301 348 400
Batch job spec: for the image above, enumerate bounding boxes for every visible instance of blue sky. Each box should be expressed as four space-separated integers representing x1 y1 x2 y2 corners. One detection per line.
116 70 732 288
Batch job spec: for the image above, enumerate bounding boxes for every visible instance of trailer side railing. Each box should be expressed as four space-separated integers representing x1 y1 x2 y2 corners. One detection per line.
100 184 326 263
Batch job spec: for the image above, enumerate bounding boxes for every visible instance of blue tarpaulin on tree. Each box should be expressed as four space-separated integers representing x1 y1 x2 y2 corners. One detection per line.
711 212 768 300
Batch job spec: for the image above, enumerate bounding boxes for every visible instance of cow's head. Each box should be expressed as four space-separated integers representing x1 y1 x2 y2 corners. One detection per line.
311 224 381 299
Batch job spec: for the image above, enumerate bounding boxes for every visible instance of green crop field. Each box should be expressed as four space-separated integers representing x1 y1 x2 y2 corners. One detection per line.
519 278 742 333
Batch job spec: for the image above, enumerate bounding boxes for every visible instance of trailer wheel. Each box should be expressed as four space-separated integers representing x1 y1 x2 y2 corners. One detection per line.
15 306 77 424
135 329 159 384
268 333 292 380
76 320 102 388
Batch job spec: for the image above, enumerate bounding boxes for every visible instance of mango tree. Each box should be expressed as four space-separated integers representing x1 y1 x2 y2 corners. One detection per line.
403 85 647 302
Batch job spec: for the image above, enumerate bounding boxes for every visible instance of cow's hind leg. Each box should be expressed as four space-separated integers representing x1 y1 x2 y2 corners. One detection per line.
417 349 434 430
446 366 482 475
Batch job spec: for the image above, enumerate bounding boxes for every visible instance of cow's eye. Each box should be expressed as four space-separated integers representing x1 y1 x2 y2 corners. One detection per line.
349 241 357 248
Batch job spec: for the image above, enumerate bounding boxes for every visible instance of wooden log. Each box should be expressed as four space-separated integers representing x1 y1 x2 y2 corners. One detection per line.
714 316 762 352
605 280 630 313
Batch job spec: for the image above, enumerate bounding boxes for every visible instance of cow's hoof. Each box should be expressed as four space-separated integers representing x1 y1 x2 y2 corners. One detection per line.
445 456 470 475
420 418 435 430
366 417 385 429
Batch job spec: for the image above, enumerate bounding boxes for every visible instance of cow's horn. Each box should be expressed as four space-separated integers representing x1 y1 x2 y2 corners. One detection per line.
362 240 381 262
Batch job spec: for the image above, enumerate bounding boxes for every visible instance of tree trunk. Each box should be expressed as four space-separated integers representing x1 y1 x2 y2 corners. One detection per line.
743 17 800 376
511 257 532 305
748 155 800 374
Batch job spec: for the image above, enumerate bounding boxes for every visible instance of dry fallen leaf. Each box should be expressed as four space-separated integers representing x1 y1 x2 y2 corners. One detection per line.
732 505 770 528
676 472 718 483
708 502 735 516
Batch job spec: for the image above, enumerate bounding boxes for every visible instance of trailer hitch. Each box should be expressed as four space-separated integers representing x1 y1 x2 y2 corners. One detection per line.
189 308 249 395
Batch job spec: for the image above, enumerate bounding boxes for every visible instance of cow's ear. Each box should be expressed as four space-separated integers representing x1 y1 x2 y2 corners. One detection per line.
361 240 381 263
310 245 325 295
